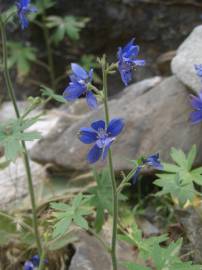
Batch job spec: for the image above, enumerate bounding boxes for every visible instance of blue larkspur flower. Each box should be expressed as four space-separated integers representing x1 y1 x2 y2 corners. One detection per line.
63 63 97 109
79 119 124 163
195 64 202 78
16 0 37 30
117 38 145 86
132 153 163 184
190 91 202 124
23 255 47 270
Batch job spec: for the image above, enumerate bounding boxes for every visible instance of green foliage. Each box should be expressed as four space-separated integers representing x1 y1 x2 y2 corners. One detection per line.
0 117 41 161
7 42 37 78
88 169 113 232
1 6 16 24
121 225 202 270
46 15 89 44
34 0 56 15
41 85 66 103
118 223 167 260
51 193 92 238
154 146 202 205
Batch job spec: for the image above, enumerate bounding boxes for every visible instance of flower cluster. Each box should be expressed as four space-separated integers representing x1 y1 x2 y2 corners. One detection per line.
117 38 145 86
190 65 202 124
23 255 40 270
133 153 163 184
16 0 37 30
63 63 97 109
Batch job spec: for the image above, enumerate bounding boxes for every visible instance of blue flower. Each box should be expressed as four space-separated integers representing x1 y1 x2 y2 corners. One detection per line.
132 153 163 184
23 255 47 270
190 91 202 124
117 38 145 86
63 63 97 109
16 0 37 30
79 119 124 163
195 64 202 78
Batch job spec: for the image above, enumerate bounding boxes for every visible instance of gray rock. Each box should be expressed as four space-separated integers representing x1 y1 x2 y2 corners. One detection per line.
31 76 202 172
171 25 202 93
69 228 138 270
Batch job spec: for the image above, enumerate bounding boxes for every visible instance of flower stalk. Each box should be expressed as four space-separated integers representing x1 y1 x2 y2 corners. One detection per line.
102 57 118 270
0 16 42 258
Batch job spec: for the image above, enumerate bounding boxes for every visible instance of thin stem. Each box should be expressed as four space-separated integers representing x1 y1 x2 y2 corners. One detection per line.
0 18 42 256
41 2 56 90
117 166 137 193
102 59 118 270
38 248 45 270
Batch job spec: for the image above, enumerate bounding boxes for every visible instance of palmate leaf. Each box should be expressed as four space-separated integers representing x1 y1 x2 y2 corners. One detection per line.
0 117 41 161
46 15 89 44
88 169 113 232
41 86 66 103
150 239 202 270
51 193 92 238
7 42 37 77
118 223 167 261
154 145 202 205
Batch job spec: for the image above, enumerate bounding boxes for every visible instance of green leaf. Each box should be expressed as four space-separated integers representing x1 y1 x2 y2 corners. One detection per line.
7 42 37 78
51 193 92 238
122 262 150 270
46 15 89 44
0 118 41 161
41 86 67 103
48 232 77 251
154 146 202 205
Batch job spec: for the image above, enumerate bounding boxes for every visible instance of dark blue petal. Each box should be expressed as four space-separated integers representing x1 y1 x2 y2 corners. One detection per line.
132 166 142 184
122 38 135 53
86 91 97 109
91 120 105 131
79 128 97 144
87 144 102 163
31 255 40 267
195 64 202 78
190 111 202 124
190 95 202 110
144 153 163 170
63 82 85 101
23 261 34 270
119 68 132 86
107 118 124 137
88 68 94 82
71 63 88 80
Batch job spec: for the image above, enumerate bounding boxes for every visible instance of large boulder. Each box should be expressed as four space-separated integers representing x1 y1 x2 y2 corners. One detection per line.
171 25 202 93
30 76 202 172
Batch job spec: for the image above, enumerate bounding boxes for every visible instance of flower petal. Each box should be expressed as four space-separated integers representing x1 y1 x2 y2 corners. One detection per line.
190 95 202 110
102 140 113 160
71 63 88 80
63 82 85 101
79 128 97 144
87 144 102 163
86 91 97 109
91 120 105 131
132 166 142 184
133 59 146 66
190 111 202 124
107 118 124 137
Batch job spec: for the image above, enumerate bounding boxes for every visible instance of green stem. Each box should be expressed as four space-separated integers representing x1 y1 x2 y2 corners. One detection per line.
41 2 56 90
117 166 138 193
102 59 118 270
38 248 45 270
0 18 42 256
